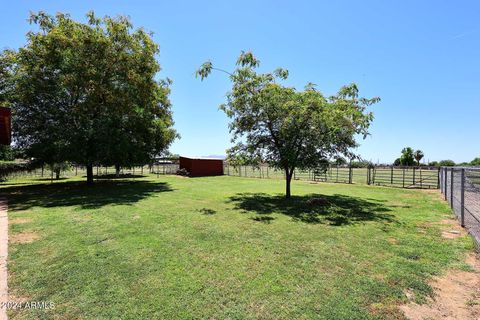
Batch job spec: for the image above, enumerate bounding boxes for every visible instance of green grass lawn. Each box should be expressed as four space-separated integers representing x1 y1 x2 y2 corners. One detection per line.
0 175 473 319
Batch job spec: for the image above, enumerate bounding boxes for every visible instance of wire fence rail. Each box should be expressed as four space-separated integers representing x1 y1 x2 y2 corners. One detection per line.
1 163 180 182
440 167 480 247
4 162 441 190
224 164 440 189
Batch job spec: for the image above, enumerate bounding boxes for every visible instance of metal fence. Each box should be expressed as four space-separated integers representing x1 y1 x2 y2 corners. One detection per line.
2 163 179 181
224 164 440 189
440 167 480 247
369 166 439 189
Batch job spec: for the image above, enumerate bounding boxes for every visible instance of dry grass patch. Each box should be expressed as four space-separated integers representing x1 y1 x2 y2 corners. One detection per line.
9 218 32 225
10 231 40 244
438 219 467 239
400 254 480 319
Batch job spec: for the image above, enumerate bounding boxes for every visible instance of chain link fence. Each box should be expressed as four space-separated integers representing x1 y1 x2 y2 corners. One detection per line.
440 167 480 247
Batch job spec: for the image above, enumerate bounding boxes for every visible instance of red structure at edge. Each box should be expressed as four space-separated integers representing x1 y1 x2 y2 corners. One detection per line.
179 157 224 177
0 107 11 145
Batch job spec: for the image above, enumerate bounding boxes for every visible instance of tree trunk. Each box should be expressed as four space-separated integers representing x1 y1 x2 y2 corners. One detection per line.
86 164 94 185
115 164 121 177
55 169 60 180
285 168 292 198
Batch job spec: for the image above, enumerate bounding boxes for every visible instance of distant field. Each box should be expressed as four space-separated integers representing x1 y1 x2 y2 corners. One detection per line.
1 174 472 319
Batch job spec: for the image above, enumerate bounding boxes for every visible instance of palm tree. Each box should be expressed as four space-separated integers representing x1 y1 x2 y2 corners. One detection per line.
414 150 424 166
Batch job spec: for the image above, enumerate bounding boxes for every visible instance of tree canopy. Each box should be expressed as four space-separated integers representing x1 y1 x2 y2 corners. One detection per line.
399 147 415 166
428 161 439 167
413 149 424 166
470 157 480 166
1 12 177 183
197 51 379 197
439 159 455 167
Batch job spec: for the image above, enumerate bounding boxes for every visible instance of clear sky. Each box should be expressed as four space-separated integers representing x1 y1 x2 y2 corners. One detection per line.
1 1 479 163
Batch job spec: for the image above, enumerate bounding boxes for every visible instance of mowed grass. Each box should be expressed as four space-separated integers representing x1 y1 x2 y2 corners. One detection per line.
0 175 474 319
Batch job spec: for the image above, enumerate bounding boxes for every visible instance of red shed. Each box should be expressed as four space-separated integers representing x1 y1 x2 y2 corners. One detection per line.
0 107 11 145
179 156 224 177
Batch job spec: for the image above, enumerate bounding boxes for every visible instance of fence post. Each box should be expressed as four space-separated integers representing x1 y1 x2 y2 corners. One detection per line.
413 167 416 186
391 166 393 185
461 168 465 227
349 166 353 184
438 168 443 194
420 168 423 189
402 168 405 188
444 168 447 201
367 167 370 185
437 167 440 189
450 168 454 208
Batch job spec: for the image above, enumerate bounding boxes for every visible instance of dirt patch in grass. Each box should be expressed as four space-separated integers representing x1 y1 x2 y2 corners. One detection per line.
439 218 458 225
442 229 464 239
10 232 40 244
417 218 466 239
400 254 480 319
9 217 32 225
387 237 398 245
438 219 466 239
7 294 30 304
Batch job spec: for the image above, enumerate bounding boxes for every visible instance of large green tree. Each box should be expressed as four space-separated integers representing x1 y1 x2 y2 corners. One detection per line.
471 157 480 166
197 51 379 197
0 53 12 108
2 12 177 183
399 147 415 166
439 159 455 167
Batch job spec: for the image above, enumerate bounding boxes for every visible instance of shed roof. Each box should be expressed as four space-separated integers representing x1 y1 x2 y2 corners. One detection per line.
180 156 225 161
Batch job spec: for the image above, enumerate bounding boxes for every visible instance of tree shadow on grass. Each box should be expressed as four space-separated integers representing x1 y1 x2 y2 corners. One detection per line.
197 208 217 215
1 180 173 211
251 216 275 224
33 177 69 181
94 174 146 180
228 193 396 226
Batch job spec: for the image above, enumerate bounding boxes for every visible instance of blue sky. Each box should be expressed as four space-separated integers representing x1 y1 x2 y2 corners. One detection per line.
1 1 479 163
